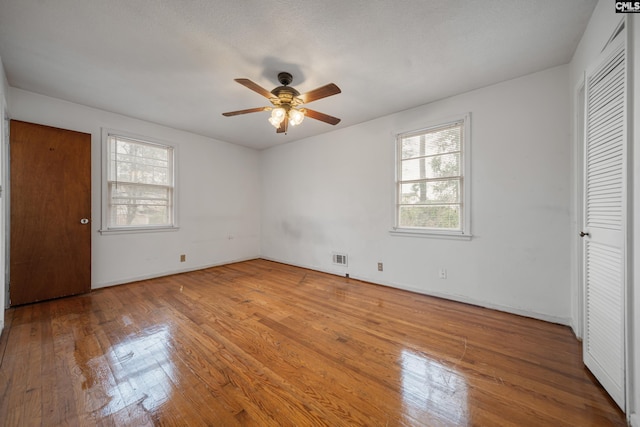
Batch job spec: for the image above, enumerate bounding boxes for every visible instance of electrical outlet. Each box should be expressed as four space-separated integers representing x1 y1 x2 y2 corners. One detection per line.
378 262 383 271
439 268 447 279
180 254 186 262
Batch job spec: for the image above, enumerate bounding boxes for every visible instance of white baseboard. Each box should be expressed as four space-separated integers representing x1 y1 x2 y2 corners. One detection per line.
92 256 260 289
260 256 572 326
630 413 639 427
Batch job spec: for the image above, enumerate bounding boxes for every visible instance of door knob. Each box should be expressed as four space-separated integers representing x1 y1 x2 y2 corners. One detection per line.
80 218 89 224
580 231 590 237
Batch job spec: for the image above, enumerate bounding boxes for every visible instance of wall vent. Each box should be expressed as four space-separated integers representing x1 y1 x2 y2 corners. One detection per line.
332 253 348 266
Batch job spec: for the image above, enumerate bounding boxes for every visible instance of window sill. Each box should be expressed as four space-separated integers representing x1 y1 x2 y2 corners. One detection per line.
389 228 472 241
99 226 179 235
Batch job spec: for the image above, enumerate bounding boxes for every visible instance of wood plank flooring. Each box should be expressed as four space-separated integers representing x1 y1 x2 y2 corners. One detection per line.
0 259 626 426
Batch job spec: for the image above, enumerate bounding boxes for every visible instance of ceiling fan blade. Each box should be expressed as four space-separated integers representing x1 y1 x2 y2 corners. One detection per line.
276 119 288 133
222 107 269 117
304 109 341 125
235 78 275 99
298 83 341 104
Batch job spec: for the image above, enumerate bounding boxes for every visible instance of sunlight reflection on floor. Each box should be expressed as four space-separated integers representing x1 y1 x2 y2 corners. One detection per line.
400 349 469 425
81 323 175 419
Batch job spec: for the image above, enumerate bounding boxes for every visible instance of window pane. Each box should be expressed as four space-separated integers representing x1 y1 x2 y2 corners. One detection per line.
111 182 170 202
109 181 171 227
401 153 460 180
110 137 171 185
401 125 461 160
111 204 170 227
395 117 467 234
399 205 461 229
400 179 460 204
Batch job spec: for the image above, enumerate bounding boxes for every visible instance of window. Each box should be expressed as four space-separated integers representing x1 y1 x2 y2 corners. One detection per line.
102 130 176 232
394 114 470 238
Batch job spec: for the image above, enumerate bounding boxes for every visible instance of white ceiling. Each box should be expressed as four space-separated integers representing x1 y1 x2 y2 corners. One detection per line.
0 0 597 150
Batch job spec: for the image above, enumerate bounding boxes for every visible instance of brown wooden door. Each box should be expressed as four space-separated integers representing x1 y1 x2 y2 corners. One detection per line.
10 120 91 306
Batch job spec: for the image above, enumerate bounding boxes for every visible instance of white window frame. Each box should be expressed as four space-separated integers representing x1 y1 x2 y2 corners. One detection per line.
100 128 179 234
390 113 471 240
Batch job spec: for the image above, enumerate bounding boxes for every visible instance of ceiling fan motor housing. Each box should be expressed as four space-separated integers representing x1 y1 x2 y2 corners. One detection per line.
271 72 301 105
271 86 300 105
277 72 293 86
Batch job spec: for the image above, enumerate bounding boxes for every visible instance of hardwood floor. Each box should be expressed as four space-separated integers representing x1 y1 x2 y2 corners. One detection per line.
0 259 626 426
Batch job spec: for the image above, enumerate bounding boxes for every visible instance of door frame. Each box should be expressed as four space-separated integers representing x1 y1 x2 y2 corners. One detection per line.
631 11 640 427
1 103 7 312
574 78 585 340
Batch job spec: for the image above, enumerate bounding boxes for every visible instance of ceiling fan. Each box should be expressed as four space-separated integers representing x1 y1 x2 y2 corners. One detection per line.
222 72 341 134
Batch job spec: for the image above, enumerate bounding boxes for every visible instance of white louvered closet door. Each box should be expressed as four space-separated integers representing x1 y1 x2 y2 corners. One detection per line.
583 31 627 412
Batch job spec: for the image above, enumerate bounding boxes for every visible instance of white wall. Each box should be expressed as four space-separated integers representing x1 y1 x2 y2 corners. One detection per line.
261 65 572 324
7 88 261 289
569 1 637 422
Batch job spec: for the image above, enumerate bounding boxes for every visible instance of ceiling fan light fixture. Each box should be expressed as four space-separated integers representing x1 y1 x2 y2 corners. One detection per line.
271 107 286 120
289 108 304 126
268 116 281 128
269 107 286 128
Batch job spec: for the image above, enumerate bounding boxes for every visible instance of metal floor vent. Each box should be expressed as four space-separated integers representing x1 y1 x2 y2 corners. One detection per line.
332 253 348 266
